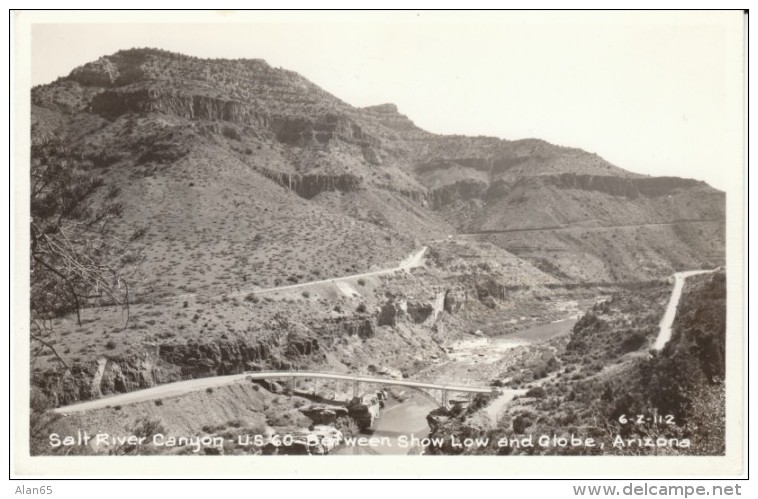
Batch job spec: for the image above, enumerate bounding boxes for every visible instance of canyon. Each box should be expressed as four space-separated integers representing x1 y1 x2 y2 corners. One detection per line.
29 49 726 456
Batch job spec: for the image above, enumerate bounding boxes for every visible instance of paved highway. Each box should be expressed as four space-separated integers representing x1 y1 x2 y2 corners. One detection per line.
240 247 427 296
653 269 717 350
457 219 725 236
53 368 492 415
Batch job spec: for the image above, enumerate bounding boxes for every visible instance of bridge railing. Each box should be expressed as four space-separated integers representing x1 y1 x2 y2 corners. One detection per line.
242 370 496 394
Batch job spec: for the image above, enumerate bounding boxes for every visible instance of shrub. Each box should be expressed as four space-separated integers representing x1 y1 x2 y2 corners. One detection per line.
105 340 117 350
526 386 547 399
468 393 493 412
356 303 367 313
227 419 244 428
357 278 366 286
334 416 359 438
222 126 240 140
620 330 648 353
131 417 166 439
512 412 534 434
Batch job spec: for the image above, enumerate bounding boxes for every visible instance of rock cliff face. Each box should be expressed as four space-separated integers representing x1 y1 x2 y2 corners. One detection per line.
256 168 362 199
444 288 466 314
378 301 402 327
347 394 382 430
91 87 379 148
246 168 714 213
428 180 490 209
543 173 707 199
415 171 710 209
299 403 349 425
272 114 381 152
91 89 236 120
310 317 376 340
34 353 171 407
361 103 424 134
33 333 324 406
68 57 123 86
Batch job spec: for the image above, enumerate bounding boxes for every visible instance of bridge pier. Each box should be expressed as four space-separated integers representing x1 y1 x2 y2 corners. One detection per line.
352 380 361 399
441 390 449 407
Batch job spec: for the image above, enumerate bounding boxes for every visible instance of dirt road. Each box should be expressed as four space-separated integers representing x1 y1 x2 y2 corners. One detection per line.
457 219 724 236
653 269 716 350
169 246 427 303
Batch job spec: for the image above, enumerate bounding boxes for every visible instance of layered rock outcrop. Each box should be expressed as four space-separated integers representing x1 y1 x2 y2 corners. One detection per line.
444 288 466 314
33 334 323 407
310 316 375 340
91 88 382 154
256 167 362 199
299 403 350 425
543 173 707 199
347 394 382 430
361 103 423 134
428 180 490 209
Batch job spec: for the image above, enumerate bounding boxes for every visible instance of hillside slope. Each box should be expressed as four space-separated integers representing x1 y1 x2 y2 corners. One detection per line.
32 48 725 292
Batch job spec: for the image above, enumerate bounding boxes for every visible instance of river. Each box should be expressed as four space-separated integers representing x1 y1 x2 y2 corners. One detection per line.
335 318 577 455
334 391 439 455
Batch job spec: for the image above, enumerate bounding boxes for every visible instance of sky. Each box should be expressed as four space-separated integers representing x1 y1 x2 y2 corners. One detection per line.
27 11 745 191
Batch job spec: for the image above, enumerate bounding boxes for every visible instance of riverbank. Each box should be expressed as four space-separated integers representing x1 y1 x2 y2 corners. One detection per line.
331 317 580 455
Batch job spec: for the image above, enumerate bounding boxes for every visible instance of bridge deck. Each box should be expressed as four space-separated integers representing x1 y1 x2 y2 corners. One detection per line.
247 371 493 393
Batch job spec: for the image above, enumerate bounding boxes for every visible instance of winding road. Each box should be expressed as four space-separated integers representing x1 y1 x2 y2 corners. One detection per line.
168 246 428 304
457 219 724 236
653 269 716 350
237 246 427 296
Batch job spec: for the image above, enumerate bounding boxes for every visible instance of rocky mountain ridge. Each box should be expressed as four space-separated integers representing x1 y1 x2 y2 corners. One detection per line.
34 49 662 191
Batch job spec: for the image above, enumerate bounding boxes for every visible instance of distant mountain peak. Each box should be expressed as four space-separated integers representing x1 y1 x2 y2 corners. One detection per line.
363 103 399 114
361 103 422 133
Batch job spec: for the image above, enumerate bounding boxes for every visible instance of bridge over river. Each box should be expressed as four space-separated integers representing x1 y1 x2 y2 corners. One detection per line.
53 370 496 415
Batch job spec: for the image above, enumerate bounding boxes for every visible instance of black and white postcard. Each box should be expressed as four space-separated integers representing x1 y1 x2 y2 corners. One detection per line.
10 9 747 478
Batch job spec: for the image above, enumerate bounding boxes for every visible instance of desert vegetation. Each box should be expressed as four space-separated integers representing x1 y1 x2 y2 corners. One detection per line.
27 48 727 458
428 273 726 456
